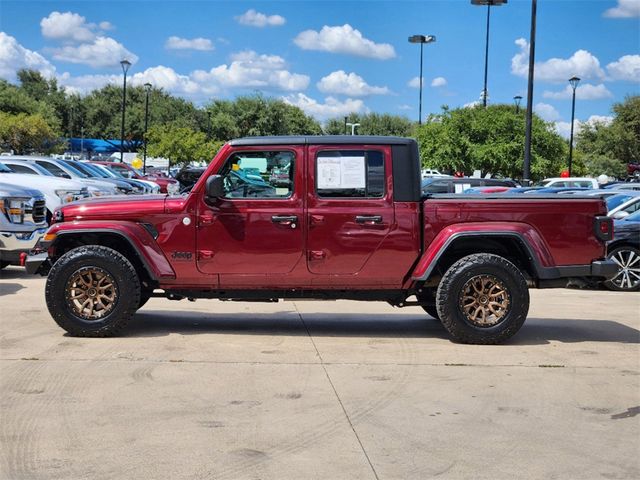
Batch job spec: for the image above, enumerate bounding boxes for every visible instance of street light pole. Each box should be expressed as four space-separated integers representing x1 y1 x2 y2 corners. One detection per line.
514 95 522 114
471 0 507 107
408 34 436 125
568 76 580 177
143 82 152 175
523 0 537 184
119 59 131 163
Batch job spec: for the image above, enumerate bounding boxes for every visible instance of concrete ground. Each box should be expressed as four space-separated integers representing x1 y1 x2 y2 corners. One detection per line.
1 266 639 480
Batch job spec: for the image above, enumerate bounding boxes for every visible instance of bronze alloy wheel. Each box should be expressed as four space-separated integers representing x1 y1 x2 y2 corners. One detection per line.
459 274 510 327
65 266 119 321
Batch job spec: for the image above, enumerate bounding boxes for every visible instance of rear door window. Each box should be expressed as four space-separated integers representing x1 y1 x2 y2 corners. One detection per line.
315 150 384 198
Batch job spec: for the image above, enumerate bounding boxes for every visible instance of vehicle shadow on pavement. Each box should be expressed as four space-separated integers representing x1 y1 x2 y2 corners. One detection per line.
505 319 640 345
128 311 638 344
128 311 448 339
0 282 24 296
0 268 31 279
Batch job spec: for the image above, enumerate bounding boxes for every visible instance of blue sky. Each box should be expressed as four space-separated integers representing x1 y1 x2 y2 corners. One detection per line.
0 0 638 134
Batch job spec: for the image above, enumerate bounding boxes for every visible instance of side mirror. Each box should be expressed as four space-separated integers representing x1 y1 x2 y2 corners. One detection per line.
205 175 224 199
613 210 629 220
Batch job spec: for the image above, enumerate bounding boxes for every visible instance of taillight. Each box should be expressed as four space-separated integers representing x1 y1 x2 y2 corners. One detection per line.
594 216 613 242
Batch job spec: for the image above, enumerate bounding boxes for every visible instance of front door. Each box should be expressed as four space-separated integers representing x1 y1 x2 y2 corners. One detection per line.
306 145 396 285
196 146 304 285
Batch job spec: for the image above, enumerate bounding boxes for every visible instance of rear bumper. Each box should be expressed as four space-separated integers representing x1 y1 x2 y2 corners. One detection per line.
553 260 619 280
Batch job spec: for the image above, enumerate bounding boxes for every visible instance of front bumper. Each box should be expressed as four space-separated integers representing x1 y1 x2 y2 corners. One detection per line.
0 227 48 264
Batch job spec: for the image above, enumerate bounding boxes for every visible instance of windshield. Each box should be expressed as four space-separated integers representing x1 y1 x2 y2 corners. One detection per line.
109 163 137 178
58 160 89 178
0 162 13 173
92 164 117 178
624 210 640 222
606 194 633 211
64 161 97 177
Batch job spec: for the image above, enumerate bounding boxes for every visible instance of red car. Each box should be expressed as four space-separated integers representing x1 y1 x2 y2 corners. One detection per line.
28 136 616 344
91 161 179 194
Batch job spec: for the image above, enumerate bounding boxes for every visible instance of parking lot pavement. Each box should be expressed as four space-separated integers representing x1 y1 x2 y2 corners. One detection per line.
1 267 639 480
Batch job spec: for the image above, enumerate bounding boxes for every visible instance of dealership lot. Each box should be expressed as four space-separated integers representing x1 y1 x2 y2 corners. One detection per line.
1 267 638 480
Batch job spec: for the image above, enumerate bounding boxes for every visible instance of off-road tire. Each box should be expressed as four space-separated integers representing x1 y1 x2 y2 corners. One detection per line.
436 253 529 344
604 246 640 292
421 305 440 321
45 245 140 337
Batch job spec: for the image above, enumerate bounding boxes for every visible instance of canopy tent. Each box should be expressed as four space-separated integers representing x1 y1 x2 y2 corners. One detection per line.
67 138 142 154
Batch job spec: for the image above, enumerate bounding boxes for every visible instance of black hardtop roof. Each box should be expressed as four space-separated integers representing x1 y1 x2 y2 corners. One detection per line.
229 135 417 147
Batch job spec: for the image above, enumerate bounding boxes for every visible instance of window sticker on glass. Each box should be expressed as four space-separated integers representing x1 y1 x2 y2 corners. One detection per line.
317 155 365 190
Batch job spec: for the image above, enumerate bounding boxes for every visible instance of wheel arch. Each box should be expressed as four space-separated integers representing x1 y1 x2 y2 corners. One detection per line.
51 229 165 286
412 229 555 284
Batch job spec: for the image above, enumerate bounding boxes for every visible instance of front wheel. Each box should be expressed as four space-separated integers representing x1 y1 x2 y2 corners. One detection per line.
604 246 640 292
436 253 529 344
45 246 141 337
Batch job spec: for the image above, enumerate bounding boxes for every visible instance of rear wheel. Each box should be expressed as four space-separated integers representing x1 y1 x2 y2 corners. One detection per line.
604 246 640 292
45 246 140 337
436 253 529 344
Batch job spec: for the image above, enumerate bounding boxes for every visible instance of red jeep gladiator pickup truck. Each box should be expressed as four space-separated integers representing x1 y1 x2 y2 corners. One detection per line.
27 136 617 344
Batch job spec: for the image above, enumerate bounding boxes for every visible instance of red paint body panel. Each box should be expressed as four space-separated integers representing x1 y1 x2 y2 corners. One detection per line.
47 220 175 279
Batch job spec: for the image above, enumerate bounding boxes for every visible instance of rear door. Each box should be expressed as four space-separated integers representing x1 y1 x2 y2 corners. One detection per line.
306 145 396 284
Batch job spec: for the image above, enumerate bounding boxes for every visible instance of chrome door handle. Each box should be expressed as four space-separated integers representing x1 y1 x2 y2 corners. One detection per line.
355 215 383 225
272 215 298 227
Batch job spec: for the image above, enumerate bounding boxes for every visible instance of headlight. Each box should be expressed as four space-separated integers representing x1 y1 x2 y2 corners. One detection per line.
0 198 25 223
167 182 180 195
87 187 114 197
55 189 84 204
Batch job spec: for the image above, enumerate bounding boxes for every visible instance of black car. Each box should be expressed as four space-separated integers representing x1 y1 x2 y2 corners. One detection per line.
176 167 206 191
421 177 519 194
604 211 640 292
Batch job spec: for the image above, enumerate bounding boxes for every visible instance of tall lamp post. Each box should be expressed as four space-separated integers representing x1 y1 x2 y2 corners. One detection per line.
119 59 131 163
471 0 507 107
408 34 436 125
568 76 580 176
513 95 522 114
523 0 537 184
142 82 152 175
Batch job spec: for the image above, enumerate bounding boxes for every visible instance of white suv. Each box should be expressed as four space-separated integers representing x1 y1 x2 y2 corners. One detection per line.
539 177 599 189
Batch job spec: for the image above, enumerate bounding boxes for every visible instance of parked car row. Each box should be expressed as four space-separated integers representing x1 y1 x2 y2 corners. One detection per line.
0 155 179 269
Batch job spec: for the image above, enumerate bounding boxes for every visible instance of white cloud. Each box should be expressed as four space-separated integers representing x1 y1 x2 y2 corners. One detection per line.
554 115 614 139
542 83 613 100
40 11 113 43
534 103 560 121
41 11 95 42
165 36 214 51
282 93 367 120
431 76 447 87
294 24 395 60
191 50 309 92
317 70 389 96
235 9 286 27
511 38 605 82
50 36 138 68
604 0 640 18
398 104 412 111
0 32 56 81
606 54 640 81
408 77 422 88
463 100 481 108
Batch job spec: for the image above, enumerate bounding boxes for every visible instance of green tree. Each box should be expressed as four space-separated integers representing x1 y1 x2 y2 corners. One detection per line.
0 112 61 154
145 123 220 168
414 104 567 180
324 112 414 136
576 95 640 178
204 94 322 140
